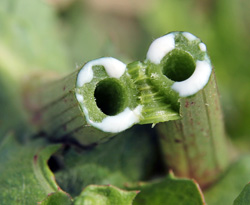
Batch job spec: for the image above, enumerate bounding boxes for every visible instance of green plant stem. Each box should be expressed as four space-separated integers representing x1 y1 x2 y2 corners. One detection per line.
24 56 144 146
25 69 116 146
25 56 182 146
157 70 230 188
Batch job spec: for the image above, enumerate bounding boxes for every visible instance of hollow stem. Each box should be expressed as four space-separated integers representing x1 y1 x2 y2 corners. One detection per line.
25 57 140 146
146 32 231 188
26 55 184 146
157 71 230 188
25 32 231 187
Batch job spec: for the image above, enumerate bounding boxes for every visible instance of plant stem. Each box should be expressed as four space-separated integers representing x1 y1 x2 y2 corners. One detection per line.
157 71 230 188
25 32 231 187
25 55 183 146
146 32 231 188
25 57 142 146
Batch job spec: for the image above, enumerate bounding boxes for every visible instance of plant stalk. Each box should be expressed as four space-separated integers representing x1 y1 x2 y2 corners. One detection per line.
157 71 230 188
145 32 231 188
24 57 141 146
25 55 183 146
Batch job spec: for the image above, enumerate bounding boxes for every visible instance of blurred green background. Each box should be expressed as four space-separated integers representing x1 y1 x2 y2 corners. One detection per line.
1 0 250 147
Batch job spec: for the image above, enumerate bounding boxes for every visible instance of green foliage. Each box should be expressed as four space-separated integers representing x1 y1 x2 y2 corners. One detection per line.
74 185 138 205
234 183 250 205
58 2 111 66
55 126 160 196
205 156 250 204
0 0 70 76
1 0 250 204
131 174 205 205
40 192 72 205
0 69 27 139
0 133 64 204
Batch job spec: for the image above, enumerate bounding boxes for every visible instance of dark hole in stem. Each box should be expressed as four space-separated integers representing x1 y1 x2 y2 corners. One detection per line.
48 156 62 173
94 78 126 116
162 49 196 82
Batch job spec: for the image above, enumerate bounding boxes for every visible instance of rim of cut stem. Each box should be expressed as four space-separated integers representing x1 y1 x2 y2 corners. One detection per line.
146 31 212 97
75 57 142 133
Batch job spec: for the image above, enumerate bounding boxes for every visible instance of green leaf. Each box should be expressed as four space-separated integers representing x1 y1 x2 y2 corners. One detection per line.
131 174 205 205
0 133 68 204
40 191 72 205
0 0 71 139
205 155 250 204
0 0 70 78
55 126 161 197
74 185 138 205
58 2 109 66
234 183 250 205
0 69 27 139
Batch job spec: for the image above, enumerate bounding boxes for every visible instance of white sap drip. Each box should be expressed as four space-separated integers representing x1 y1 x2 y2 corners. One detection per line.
199 43 207 52
77 63 93 87
76 93 84 103
183 32 197 41
77 57 126 87
171 60 212 97
89 105 143 133
146 34 175 64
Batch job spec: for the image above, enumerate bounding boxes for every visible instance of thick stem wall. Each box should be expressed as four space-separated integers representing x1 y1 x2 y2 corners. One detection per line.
157 70 230 188
26 70 112 146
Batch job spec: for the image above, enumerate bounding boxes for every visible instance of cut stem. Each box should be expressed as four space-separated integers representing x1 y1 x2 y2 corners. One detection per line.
25 55 183 146
25 32 231 187
25 57 140 146
146 32 231 188
157 71 230 188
